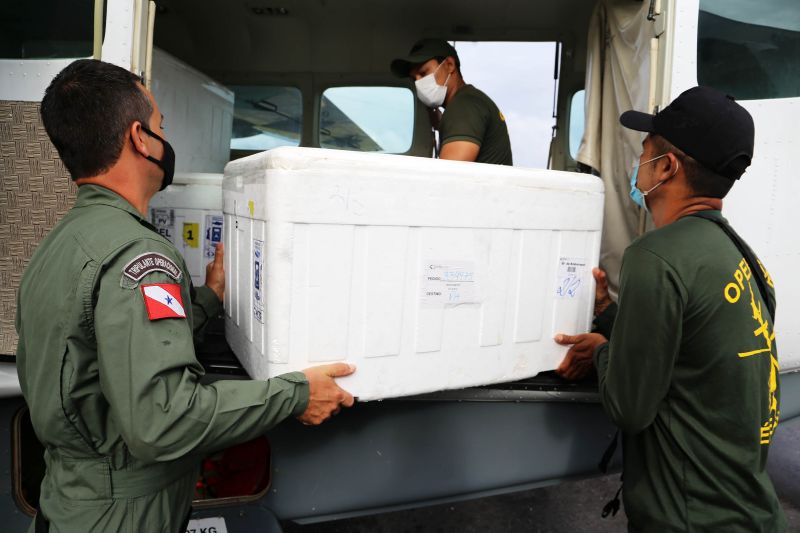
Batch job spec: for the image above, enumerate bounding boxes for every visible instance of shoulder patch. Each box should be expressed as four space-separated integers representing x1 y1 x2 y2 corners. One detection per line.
141 283 186 320
123 252 182 282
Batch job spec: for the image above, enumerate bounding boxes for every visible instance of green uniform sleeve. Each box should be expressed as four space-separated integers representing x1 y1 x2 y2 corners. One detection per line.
190 283 222 344
594 245 688 434
439 93 489 146
592 301 617 338
94 239 309 463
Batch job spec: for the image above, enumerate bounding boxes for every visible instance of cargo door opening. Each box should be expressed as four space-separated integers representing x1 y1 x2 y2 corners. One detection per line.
145 0 607 398
442 41 558 169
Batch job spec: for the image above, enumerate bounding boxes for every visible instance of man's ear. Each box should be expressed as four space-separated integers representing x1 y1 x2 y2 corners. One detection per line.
128 121 150 158
658 152 681 182
444 56 457 74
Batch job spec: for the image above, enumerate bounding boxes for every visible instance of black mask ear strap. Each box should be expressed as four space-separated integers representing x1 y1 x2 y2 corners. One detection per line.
137 125 166 170
144 153 166 170
140 124 165 143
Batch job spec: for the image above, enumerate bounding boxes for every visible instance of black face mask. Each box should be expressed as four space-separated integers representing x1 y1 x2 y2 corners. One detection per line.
139 126 175 191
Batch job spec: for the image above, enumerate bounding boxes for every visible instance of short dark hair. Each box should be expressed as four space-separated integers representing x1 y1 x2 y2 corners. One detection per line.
40 59 153 180
651 134 734 199
435 55 462 75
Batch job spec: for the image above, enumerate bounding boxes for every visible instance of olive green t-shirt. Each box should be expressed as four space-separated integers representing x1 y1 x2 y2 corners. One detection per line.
594 211 785 532
439 84 513 166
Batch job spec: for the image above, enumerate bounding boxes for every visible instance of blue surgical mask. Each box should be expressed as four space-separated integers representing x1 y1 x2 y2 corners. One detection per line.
629 153 670 210
629 165 646 209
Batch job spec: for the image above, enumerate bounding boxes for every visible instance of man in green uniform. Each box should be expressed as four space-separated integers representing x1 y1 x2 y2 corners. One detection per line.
16 59 356 532
555 87 786 531
391 38 513 165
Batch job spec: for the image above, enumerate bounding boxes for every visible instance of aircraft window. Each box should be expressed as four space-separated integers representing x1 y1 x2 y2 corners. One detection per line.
0 0 102 59
698 0 800 100
230 86 302 151
569 90 586 160
319 86 414 153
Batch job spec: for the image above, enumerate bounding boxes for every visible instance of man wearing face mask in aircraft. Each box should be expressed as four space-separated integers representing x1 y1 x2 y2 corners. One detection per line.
391 38 513 165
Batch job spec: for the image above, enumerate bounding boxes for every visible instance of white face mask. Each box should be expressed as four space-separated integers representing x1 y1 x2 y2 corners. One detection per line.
414 62 450 108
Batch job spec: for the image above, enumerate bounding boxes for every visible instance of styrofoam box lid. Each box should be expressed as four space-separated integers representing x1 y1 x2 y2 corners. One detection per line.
149 172 223 210
223 147 604 229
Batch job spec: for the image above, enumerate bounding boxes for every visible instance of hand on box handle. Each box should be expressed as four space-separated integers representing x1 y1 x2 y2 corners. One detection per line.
554 333 607 381
298 363 356 425
205 242 225 301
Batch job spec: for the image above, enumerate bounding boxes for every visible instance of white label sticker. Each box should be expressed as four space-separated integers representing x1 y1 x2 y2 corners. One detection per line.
204 214 224 259
555 257 588 299
186 516 228 533
253 239 264 324
151 208 175 243
421 260 479 306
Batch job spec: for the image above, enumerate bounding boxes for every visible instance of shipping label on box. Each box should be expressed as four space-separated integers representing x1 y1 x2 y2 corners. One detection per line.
204 214 224 258
253 239 264 324
151 208 175 242
421 260 481 306
555 257 588 299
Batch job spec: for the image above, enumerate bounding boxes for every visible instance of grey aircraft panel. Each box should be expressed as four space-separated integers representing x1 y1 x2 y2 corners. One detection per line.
2 371 799 531
261 394 617 522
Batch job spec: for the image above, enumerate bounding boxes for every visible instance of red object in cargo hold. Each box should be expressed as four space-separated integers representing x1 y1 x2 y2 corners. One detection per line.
196 436 271 499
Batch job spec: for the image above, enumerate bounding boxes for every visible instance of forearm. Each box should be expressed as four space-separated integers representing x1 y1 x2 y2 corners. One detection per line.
594 340 652 433
160 373 308 459
592 247 684 433
115 370 309 462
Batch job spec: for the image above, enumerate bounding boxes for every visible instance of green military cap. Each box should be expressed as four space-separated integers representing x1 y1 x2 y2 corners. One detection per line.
390 38 459 77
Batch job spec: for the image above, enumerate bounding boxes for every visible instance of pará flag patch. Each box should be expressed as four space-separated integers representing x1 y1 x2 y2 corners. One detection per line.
141 283 186 320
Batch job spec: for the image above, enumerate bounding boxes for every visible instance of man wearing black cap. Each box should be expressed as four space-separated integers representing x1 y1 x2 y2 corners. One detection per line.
554 86 786 531
391 38 512 166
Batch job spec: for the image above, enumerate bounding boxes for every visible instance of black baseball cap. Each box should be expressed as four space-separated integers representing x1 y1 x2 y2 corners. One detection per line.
620 86 755 181
391 38 458 78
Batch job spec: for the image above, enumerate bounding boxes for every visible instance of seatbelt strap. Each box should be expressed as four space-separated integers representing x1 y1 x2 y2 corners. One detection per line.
689 212 775 320
598 430 619 474
602 480 623 518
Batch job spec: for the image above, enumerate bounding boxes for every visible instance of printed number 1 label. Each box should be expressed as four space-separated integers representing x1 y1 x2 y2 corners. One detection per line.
183 222 200 248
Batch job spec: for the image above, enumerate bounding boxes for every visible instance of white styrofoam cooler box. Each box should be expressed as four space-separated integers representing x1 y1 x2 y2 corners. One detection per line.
223 147 604 400
149 173 225 286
